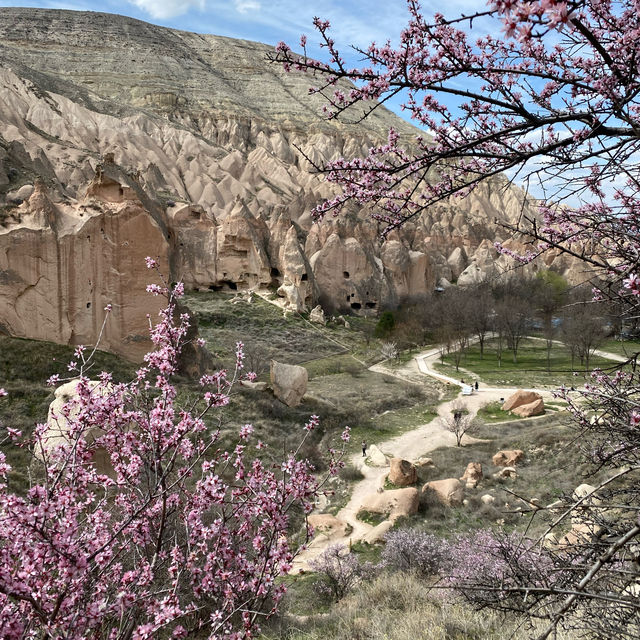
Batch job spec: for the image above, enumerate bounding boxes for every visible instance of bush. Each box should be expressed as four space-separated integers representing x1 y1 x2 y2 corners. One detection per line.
310 544 375 601
375 311 395 338
381 529 448 577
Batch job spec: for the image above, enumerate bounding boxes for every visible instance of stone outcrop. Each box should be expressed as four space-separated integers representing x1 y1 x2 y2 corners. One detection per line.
502 390 543 412
270 360 308 407
359 488 420 522
422 478 464 506
307 514 349 541
460 462 483 488
512 398 545 417
39 379 115 475
367 445 389 467
388 458 417 487
0 8 595 357
492 450 524 467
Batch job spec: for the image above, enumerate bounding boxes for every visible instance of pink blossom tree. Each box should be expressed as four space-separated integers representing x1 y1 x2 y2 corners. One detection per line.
273 1 640 636
0 261 348 639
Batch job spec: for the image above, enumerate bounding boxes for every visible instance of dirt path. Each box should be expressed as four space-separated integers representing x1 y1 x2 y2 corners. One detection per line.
293 342 624 571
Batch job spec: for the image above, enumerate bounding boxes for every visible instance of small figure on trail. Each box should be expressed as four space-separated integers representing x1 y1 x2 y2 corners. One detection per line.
474 381 479 391
362 441 367 457
461 378 465 384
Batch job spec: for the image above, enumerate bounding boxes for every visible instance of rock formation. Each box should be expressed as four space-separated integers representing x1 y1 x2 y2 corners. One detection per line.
270 360 308 407
422 478 465 507
492 450 525 467
0 9 591 358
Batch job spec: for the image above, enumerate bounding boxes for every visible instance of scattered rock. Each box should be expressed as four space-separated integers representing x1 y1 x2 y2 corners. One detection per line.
239 380 267 391
359 488 420 522
39 379 116 476
309 305 326 325
270 360 308 407
502 390 543 411
481 494 495 505
493 466 517 480
414 457 434 470
6 183 34 202
422 478 464 507
512 398 545 417
492 449 524 467
307 514 349 541
388 458 417 487
363 520 394 544
367 445 388 467
460 462 483 488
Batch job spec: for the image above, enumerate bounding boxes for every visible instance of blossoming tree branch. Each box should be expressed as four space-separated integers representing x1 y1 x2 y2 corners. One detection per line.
272 1 640 637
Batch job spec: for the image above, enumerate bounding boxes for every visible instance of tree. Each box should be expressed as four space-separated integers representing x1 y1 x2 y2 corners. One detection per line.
561 300 608 372
441 401 481 447
0 262 348 639
274 1 640 635
467 282 494 360
534 271 569 372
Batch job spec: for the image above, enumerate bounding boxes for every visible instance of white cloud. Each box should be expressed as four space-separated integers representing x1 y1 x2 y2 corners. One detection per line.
128 0 206 19
234 0 260 14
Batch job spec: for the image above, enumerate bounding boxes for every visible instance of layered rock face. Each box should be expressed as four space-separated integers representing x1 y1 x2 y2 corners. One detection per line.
0 9 579 357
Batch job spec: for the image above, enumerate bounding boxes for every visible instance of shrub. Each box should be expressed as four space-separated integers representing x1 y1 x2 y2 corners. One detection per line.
375 311 395 338
309 544 375 601
381 529 448 577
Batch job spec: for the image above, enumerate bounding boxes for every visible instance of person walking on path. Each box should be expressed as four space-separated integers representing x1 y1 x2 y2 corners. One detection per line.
475 380 479 391
362 441 367 457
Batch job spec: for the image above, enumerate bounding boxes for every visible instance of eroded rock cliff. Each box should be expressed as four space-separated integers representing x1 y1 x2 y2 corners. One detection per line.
0 8 576 358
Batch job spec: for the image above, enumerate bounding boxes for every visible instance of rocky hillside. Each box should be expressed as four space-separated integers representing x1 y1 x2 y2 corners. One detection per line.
0 8 568 360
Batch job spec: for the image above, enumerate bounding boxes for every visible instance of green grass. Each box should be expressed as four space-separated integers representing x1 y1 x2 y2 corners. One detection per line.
436 337 619 388
184 291 380 370
599 337 640 358
402 413 606 539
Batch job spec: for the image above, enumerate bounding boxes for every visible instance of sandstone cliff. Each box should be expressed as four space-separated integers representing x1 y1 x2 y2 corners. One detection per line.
0 9 575 358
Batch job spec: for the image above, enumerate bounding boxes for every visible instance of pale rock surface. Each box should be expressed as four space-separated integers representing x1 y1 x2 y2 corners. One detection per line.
493 466 518 479
481 494 495 505
460 462 483 488
447 246 468 280
367 444 389 467
388 458 417 487
512 398 545 417
307 514 350 541
492 450 524 466
422 478 464 507
240 380 268 391
502 390 543 411
40 379 115 476
0 8 596 356
359 488 420 522
309 305 326 325
270 360 308 407
363 520 394 544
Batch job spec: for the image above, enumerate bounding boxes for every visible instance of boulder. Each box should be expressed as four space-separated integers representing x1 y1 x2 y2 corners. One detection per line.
481 494 495 505
493 466 517 480
307 514 349 541
359 488 420 522
363 520 394 544
422 478 464 507
512 398 545 417
270 360 308 407
460 462 483 488
367 444 389 467
38 379 116 476
388 458 417 487
502 390 542 411
414 457 435 470
492 449 524 467
309 305 326 325
239 380 267 391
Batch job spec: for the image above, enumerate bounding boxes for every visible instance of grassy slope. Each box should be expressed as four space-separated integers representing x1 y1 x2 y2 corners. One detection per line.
436 337 620 388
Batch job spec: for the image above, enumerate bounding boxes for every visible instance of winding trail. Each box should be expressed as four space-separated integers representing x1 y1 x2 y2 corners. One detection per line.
293 343 626 571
